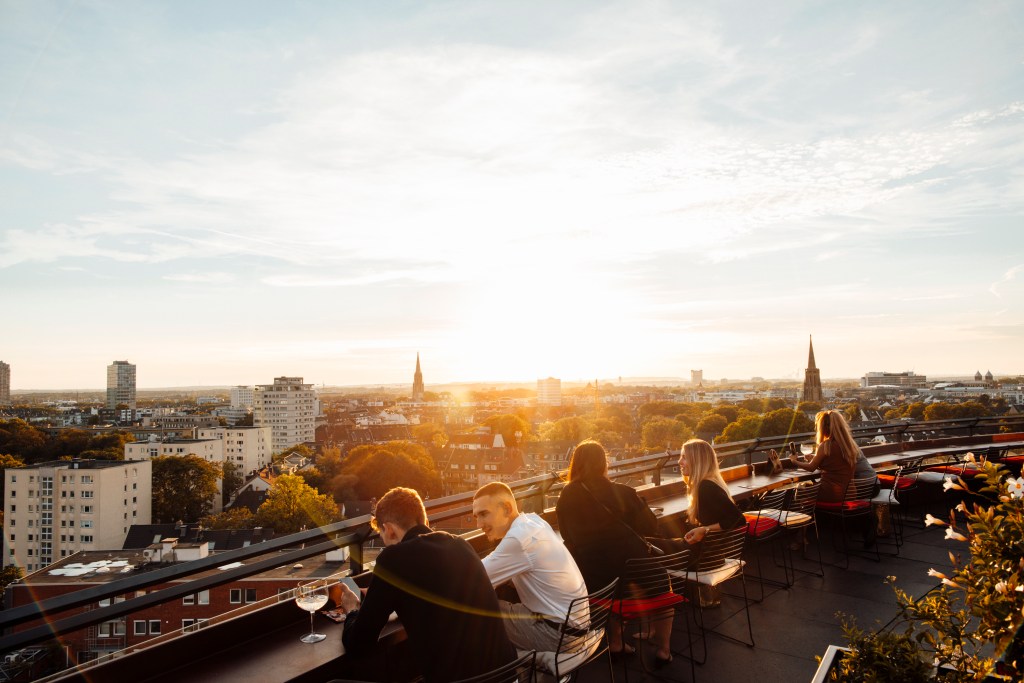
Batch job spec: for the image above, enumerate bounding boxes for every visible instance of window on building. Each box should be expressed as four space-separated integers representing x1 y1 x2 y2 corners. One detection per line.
81 535 93 543
244 588 257 603
134 620 147 636
183 593 195 605
229 588 241 604
81 491 94 498
82 520 93 529
149 620 161 634
182 619 195 631
197 590 210 605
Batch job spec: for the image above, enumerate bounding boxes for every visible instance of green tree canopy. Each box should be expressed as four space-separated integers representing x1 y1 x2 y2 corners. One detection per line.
341 441 442 500
222 462 244 505
0 453 25 498
719 408 815 443
200 506 256 530
796 401 822 414
640 416 693 452
538 416 595 444
254 474 340 534
411 422 449 448
482 414 532 446
151 455 222 523
694 414 729 440
0 420 47 462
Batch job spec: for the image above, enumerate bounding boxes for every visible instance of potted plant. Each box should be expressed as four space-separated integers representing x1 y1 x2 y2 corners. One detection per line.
813 455 1024 682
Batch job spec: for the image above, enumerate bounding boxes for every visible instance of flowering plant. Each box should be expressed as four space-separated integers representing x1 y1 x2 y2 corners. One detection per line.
832 455 1023 682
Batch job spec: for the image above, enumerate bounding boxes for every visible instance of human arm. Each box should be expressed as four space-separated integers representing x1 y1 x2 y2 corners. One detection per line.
683 480 744 544
340 563 397 653
789 443 827 472
480 535 531 586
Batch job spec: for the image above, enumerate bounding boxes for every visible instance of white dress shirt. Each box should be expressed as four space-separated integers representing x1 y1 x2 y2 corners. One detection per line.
481 513 588 625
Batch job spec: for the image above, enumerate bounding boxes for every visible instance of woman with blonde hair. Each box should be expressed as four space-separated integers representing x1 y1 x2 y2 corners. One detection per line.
789 409 875 502
679 439 745 546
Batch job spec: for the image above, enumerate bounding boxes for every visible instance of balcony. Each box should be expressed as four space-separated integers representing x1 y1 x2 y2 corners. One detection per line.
3 415 1023 682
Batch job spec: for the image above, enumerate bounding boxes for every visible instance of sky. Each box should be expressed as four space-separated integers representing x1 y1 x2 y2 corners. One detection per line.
2 0 1023 390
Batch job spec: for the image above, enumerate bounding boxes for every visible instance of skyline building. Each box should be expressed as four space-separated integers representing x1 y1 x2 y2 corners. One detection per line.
690 369 703 386
537 377 562 406
802 336 823 404
106 360 137 411
0 360 9 405
861 371 928 389
412 353 424 402
3 458 152 573
253 376 318 453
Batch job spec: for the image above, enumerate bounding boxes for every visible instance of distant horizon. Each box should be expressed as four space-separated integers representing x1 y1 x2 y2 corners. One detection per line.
3 2 1021 389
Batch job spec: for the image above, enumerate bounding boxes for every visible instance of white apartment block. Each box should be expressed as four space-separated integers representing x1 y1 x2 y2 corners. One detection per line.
4 459 152 573
197 426 272 477
230 385 255 409
537 377 562 407
253 377 318 453
106 360 137 410
124 438 224 462
861 371 928 389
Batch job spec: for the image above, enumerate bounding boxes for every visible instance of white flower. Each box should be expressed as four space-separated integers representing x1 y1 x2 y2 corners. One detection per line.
945 527 968 542
925 514 946 527
941 578 962 589
928 568 948 580
965 452 976 463
1006 477 1024 499
995 581 1008 594
943 478 963 492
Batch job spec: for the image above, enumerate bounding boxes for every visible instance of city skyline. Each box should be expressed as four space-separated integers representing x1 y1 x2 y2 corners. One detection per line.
3 2 1023 389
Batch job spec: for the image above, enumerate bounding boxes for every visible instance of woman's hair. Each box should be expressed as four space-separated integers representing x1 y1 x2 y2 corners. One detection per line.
681 438 731 525
568 439 609 482
815 410 859 467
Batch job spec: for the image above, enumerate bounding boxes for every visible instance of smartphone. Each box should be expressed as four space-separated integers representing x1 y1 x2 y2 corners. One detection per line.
340 576 361 595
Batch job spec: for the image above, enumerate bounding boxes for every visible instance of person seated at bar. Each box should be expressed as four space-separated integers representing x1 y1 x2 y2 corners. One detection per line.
335 487 516 683
678 438 745 607
556 439 673 663
788 409 879 546
473 481 588 676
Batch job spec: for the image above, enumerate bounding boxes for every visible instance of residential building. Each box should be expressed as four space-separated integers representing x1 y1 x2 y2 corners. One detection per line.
537 377 562 406
124 437 224 463
253 377 318 453
412 353 425 401
4 459 152 573
690 369 703 386
196 426 273 477
861 371 928 389
105 361 137 411
802 336 823 404
0 360 10 406
230 386 255 409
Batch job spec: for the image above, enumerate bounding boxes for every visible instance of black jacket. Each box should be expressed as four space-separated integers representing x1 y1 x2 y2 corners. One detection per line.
342 525 516 682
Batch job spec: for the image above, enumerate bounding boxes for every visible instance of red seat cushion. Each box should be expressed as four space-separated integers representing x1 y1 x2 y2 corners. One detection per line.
611 592 686 619
877 474 916 490
743 513 781 537
924 465 980 476
815 500 871 512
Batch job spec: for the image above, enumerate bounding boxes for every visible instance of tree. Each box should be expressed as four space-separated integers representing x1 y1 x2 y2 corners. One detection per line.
0 420 47 462
0 565 22 593
254 474 340 534
538 416 595 444
222 462 244 506
412 423 448 448
341 442 442 501
797 401 822 414
482 414 532 447
200 507 256 530
719 408 814 443
151 455 222 523
694 414 728 440
640 416 693 451
713 405 740 424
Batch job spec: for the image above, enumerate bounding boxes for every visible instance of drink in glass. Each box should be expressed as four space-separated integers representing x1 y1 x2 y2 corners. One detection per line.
295 580 329 643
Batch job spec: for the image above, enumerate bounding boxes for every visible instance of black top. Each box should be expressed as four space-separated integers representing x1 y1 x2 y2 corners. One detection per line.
693 479 745 531
342 525 516 683
556 478 660 592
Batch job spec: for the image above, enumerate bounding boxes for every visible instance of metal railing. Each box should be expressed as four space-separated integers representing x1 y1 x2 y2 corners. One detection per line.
3 414 1023 658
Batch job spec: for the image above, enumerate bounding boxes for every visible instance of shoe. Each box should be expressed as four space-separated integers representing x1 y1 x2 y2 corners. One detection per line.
610 644 636 660
653 654 673 669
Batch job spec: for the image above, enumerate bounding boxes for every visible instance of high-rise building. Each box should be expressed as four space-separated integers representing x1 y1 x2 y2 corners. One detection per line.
861 371 928 389
537 377 562 406
412 353 425 402
230 386 255 409
4 459 152 572
106 360 137 411
253 377 318 453
690 369 703 386
0 360 10 405
802 336 823 404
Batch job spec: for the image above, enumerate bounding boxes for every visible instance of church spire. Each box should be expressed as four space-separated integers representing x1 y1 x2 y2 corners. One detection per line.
802 335 823 404
412 353 424 401
807 335 817 370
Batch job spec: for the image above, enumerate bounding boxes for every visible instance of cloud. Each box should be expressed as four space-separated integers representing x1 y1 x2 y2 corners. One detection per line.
989 264 1023 298
162 272 235 284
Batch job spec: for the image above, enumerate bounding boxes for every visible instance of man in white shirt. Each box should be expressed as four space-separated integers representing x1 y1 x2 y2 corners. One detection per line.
472 481 589 666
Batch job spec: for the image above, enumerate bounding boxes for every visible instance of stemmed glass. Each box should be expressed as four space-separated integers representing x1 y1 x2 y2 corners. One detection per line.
295 580 329 643
800 443 814 458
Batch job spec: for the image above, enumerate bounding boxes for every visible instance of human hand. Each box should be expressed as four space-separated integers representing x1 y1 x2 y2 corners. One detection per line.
339 582 361 613
788 450 800 464
683 526 707 544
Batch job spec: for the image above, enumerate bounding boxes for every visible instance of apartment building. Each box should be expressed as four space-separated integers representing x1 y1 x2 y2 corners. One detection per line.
537 377 562 407
4 459 152 573
229 386 255 409
0 360 10 406
196 426 273 477
253 377 318 453
861 371 928 389
105 360 137 411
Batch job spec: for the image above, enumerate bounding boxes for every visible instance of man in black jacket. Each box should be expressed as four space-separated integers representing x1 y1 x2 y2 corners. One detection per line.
336 487 516 682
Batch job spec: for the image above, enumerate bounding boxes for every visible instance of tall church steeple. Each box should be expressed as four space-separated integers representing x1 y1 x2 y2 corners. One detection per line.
802 336 823 404
412 353 425 401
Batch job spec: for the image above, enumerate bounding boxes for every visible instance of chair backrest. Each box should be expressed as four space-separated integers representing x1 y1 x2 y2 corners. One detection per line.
552 578 617 677
787 480 821 516
452 650 536 683
845 477 878 502
695 526 746 573
745 488 788 538
620 548 691 599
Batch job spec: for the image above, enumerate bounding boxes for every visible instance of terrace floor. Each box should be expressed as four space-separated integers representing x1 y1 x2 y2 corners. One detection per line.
577 514 954 683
